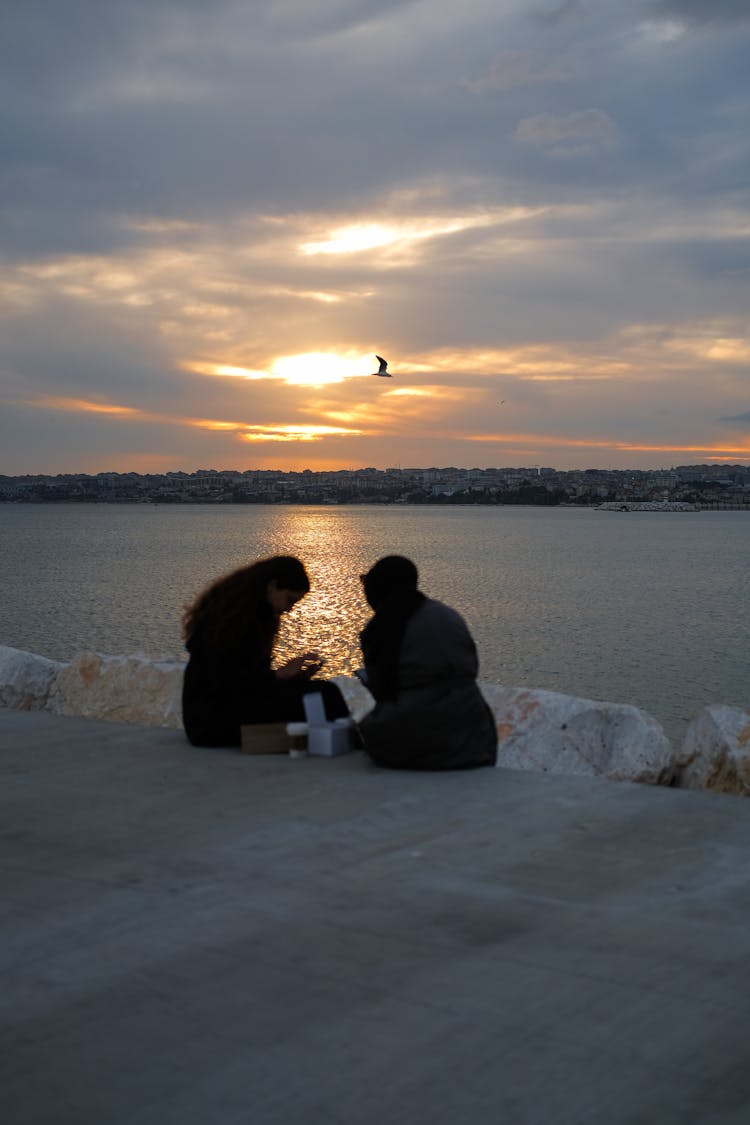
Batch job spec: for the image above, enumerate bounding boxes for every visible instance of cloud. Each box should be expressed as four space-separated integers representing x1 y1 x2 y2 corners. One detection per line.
514 109 620 151
1 0 749 473
648 1 750 28
466 49 582 92
532 1 587 27
238 424 364 443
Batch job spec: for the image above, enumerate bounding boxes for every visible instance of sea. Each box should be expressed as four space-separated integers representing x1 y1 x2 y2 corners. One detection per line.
1 503 748 743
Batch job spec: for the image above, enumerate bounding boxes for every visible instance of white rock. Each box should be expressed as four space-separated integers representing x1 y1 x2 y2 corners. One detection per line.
480 682 675 785
676 705 750 795
0 645 65 711
51 652 185 729
0 645 698 790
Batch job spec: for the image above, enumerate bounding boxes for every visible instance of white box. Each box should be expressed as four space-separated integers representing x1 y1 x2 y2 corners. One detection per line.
303 697 353 757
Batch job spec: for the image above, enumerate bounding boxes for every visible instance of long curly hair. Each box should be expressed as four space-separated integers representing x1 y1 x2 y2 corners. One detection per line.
183 555 310 656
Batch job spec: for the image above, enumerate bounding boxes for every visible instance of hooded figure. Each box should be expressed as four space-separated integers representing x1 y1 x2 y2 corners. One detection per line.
358 556 497 770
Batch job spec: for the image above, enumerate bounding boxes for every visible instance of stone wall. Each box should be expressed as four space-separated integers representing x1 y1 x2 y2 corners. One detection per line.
1 644 748 795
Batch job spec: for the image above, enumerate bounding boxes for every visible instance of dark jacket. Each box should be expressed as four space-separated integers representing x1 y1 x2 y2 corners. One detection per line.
182 625 347 748
359 597 497 770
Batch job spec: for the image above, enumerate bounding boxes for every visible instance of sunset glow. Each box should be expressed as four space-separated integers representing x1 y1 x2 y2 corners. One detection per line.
2 2 749 474
190 419 245 431
300 215 491 257
25 395 143 417
468 433 750 457
268 353 372 386
240 424 363 443
182 362 268 380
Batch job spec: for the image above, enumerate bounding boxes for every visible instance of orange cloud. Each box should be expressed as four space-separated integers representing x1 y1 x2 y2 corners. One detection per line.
299 215 498 257
190 419 246 431
300 384 471 433
181 361 268 380
25 394 144 417
468 431 750 457
239 424 364 443
182 352 378 387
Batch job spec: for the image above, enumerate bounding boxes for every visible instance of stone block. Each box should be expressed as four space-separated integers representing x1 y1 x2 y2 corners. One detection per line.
480 682 675 785
0 645 65 711
51 652 185 729
676 705 750 795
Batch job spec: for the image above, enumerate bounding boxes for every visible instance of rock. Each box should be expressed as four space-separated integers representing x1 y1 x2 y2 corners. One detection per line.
51 652 185 729
675 705 750 795
0 647 373 732
480 683 675 785
0 646 704 790
0 645 65 711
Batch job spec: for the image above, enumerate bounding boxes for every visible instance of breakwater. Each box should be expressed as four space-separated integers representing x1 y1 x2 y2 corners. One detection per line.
2 644 748 796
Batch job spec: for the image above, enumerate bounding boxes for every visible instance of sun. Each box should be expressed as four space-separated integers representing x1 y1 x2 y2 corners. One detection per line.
301 223 399 255
269 351 371 386
183 350 377 387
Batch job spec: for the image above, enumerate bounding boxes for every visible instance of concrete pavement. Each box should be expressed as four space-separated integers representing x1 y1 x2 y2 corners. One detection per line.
2 708 750 1125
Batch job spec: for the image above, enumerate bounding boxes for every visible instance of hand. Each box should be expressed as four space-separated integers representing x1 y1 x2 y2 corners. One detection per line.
275 652 324 680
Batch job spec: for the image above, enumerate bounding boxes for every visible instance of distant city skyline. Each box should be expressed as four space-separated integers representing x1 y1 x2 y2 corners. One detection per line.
1 457 749 477
2 1 749 475
5 461 749 510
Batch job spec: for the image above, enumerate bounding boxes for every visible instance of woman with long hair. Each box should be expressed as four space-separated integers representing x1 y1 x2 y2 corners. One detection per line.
182 555 348 747
358 555 497 770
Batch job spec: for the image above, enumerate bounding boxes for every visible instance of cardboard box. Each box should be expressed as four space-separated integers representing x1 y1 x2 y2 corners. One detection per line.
240 723 291 755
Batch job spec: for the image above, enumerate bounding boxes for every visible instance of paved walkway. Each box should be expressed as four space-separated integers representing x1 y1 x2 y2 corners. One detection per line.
2 708 749 1125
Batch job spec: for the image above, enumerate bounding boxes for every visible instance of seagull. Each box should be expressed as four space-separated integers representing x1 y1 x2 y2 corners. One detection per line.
372 354 392 377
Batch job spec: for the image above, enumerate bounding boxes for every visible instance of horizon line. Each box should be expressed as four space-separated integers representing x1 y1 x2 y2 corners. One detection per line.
3 462 750 479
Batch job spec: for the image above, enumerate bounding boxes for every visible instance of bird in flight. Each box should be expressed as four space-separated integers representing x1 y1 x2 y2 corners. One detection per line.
372 355 392 377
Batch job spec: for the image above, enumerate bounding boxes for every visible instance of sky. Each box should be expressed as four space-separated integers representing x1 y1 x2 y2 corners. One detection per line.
1 0 749 474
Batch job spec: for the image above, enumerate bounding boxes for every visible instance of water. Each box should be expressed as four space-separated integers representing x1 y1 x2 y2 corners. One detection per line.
1 503 748 742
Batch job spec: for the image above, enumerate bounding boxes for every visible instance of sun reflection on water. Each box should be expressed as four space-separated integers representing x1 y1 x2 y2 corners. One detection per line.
3 504 750 747
260 510 375 675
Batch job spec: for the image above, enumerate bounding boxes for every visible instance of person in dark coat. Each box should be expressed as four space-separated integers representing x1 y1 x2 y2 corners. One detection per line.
357 556 497 770
182 555 348 747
